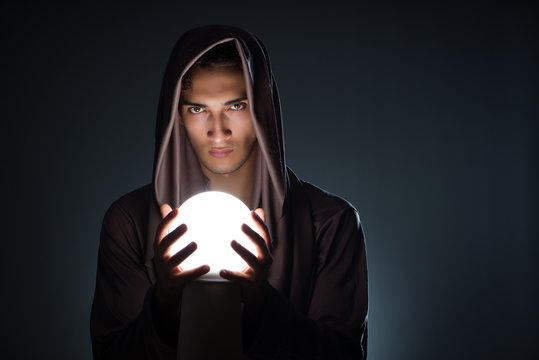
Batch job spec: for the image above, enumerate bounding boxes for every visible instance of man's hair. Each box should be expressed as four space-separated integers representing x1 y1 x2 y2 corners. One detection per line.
181 41 243 90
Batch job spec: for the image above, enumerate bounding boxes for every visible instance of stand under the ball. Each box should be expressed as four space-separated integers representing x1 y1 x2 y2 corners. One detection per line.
177 280 242 360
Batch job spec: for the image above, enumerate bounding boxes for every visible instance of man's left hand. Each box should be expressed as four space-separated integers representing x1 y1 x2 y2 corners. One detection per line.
220 208 273 307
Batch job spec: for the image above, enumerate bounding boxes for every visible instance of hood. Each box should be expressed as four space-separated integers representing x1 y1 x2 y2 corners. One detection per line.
152 25 288 228
145 27 316 311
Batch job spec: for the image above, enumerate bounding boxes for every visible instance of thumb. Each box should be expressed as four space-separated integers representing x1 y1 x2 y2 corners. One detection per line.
160 203 173 219
254 208 266 222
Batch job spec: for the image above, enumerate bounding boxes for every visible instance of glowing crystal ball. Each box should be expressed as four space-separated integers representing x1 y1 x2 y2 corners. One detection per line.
167 191 261 281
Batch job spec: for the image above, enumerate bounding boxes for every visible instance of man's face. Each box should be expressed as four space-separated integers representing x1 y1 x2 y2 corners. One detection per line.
180 68 257 176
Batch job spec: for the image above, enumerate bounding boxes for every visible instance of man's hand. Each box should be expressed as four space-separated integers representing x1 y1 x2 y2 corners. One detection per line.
220 208 273 307
153 204 210 314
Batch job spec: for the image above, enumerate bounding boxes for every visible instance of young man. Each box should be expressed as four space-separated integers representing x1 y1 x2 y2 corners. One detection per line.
91 25 368 359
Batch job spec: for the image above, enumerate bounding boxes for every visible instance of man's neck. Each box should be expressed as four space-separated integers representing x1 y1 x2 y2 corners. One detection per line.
202 147 257 207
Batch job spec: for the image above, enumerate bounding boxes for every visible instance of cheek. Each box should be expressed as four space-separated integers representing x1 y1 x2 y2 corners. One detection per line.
242 129 257 150
237 114 256 140
183 120 206 146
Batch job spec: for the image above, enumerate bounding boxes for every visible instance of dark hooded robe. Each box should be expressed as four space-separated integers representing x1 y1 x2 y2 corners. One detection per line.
90 25 368 359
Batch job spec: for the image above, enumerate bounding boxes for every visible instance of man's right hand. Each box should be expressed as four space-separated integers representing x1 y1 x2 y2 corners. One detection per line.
153 204 210 315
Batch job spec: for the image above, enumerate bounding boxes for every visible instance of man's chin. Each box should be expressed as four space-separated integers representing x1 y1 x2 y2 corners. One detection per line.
202 163 241 176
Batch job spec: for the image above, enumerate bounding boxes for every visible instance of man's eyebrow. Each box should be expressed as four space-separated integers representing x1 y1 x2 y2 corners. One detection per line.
180 97 247 107
224 97 247 106
181 101 206 107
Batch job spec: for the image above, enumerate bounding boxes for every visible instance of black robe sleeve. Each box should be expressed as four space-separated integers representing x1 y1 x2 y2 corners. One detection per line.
244 206 368 359
90 199 176 360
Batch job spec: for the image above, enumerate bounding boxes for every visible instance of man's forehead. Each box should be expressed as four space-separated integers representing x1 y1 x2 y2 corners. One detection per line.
181 68 247 103
187 67 245 85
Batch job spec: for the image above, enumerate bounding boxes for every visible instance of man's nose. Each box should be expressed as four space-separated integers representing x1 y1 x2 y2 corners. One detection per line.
207 112 232 141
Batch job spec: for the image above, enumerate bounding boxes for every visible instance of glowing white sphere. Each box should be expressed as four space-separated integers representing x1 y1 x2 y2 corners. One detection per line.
167 191 261 281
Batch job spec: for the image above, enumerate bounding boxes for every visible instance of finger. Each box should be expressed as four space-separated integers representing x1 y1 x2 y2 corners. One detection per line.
251 210 269 235
251 211 272 251
254 208 265 222
156 208 179 246
160 203 173 219
176 265 211 282
157 223 187 257
231 240 260 271
166 241 197 268
242 223 270 259
219 269 253 285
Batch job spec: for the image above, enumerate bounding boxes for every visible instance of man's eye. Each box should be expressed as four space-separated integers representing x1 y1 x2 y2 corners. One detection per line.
188 107 204 114
230 103 245 111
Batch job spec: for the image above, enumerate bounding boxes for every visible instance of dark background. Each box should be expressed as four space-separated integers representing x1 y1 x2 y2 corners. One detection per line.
1 1 537 359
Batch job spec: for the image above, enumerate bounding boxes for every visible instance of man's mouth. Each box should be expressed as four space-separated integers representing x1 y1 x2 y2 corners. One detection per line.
209 148 233 158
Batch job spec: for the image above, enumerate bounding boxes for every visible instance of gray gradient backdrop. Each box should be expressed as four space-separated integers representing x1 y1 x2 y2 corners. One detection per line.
1 1 537 359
